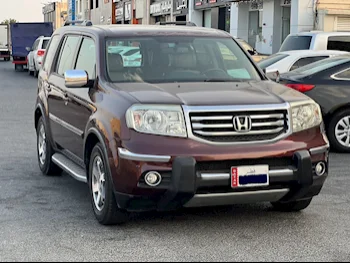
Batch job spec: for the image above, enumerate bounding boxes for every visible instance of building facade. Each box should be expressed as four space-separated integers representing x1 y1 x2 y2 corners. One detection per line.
315 0 350 32
43 1 68 30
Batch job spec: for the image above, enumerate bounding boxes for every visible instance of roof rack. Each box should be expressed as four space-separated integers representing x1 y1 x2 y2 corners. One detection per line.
156 21 197 26
64 20 93 27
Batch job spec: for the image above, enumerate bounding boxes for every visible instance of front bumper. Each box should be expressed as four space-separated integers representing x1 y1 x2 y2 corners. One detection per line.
114 146 329 212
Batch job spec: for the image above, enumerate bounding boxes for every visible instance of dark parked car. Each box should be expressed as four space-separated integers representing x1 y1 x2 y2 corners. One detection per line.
279 55 350 153
34 21 329 225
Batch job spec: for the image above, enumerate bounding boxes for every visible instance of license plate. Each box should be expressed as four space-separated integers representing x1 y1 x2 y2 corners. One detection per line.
231 165 269 188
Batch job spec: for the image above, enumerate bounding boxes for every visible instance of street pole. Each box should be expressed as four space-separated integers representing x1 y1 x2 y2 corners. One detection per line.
170 0 174 22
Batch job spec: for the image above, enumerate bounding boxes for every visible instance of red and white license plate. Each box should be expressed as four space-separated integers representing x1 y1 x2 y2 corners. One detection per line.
231 165 269 188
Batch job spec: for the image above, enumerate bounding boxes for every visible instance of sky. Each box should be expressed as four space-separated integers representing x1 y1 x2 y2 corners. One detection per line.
0 0 47 23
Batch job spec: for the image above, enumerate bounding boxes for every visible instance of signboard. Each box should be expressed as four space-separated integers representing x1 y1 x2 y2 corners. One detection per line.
124 2 132 21
42 3 56 15
150 0 172 16
68 0 76 21
173 0 188 16
194 0 232 10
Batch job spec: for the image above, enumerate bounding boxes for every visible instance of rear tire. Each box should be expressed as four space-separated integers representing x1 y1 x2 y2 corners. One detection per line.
328 109 350 153
88 143 128 225
36 117 62 176
271 198 313 212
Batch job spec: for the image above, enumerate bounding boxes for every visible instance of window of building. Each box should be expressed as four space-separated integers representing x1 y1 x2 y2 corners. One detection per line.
75 38 96 79
56 36 80 76
90 0 94 9
96 0 99 8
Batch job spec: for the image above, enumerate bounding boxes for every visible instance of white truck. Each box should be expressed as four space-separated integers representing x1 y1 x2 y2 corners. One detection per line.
0 24 11 61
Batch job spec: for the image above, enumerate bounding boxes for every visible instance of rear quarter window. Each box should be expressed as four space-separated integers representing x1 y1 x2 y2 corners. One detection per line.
327 36 350 52
279 35 312 52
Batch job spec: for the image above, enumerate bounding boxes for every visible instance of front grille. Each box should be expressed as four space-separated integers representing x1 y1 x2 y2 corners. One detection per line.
189 109 289 143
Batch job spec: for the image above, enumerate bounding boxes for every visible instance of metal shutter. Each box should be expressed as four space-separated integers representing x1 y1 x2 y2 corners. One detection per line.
336 16 350 32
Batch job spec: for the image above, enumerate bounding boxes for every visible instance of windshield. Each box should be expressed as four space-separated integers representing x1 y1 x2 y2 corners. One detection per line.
292 57 350 75
279 35 312 52
238 40 253 52
106 36 261 83
258 53 289 70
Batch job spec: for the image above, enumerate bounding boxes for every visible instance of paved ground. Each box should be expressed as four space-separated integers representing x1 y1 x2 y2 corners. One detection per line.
0 60 349 262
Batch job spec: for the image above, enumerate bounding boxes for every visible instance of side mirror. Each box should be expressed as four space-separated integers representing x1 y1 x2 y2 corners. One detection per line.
64 70 88 88
265 68 280 83
26 47 31 52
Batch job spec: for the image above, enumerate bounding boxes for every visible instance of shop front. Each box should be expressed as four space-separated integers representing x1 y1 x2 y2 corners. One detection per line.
150 0 172 24
194 0 231 32
173 0 188 22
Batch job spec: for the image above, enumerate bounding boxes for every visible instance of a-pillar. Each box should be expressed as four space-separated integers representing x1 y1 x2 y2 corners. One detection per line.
230 2 249 41
290 0 314 34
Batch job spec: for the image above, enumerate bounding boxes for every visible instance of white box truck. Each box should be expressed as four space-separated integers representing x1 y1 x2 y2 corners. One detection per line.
0 24 11 61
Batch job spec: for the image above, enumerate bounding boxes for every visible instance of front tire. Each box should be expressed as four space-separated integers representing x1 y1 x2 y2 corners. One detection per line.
328 109 350 153
271 198 312 212
36 117 62 176
88 143 128 225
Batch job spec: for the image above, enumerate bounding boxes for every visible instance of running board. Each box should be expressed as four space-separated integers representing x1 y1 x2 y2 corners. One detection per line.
52 153 87 183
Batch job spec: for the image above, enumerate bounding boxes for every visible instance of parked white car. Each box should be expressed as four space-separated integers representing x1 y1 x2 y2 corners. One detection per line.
279 31 350 52
108 46 142 67
258 50 349 75
26 36 51 77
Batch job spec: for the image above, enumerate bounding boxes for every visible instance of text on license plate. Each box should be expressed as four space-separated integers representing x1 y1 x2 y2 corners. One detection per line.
231 165 269 188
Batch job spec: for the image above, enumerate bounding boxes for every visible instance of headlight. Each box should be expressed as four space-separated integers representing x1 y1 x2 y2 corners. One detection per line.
291 102 323 133
126 105 187 138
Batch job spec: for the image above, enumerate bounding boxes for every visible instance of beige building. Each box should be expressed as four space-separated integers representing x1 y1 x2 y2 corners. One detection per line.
316 0 350 31
43 1 68 30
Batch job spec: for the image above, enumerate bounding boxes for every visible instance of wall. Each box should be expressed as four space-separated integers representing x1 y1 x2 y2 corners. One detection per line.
230 3 249 41
90 0 112 25
290 0 314 34
188 0 203 26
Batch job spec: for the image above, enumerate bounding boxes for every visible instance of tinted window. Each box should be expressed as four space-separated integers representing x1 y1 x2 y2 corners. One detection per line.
75 38 96 80
292 57 350 75
290 56 329 71
327 36 350 52
32 39 39 50
124 49 139 56
43 35 61 72
42 39 50 49
279 35 312 52
334 68 350 79
257 53 289 70
106 37 261 83
56 36 80 76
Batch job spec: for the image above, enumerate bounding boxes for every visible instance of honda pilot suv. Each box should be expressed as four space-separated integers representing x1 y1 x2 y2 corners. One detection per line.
34 21 330 225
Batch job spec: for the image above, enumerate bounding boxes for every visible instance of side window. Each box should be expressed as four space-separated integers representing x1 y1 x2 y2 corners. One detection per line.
334 68 350 80
42 35 61 72
56 35 80 76
290 56 328 71
32 40 39 51
327 36 350 52
75 38 96 80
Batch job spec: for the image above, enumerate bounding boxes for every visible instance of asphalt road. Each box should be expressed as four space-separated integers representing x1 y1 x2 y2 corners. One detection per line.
0 60 350 262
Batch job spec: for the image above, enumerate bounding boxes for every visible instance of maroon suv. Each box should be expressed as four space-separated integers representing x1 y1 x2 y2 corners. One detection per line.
34 21 330 225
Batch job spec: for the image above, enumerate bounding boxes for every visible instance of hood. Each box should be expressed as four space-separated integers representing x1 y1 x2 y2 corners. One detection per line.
112 80 310 106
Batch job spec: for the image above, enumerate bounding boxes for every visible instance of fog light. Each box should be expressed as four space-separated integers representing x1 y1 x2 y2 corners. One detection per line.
144 171 162 187
315 162 326 176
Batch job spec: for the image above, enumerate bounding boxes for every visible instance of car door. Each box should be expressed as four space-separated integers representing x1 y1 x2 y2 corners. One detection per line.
61 36 97 160
46 35 81 155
